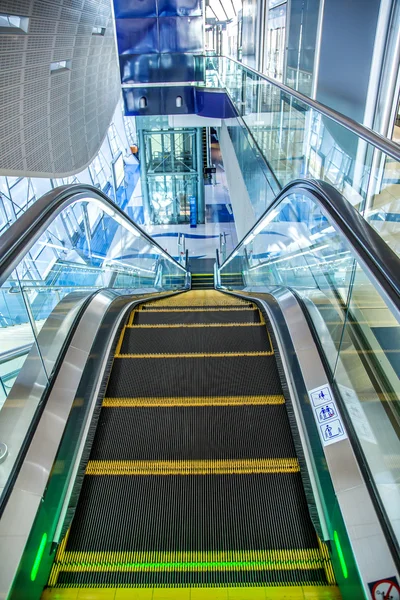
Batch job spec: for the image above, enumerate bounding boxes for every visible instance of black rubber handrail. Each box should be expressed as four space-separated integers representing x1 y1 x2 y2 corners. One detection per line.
219 179 400 317
0 184 187 287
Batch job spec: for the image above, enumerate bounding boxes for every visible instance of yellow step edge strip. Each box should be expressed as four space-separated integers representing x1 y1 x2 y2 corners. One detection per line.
115 351 274 358
85 458 300 476
127 322 265 328
102 395 285 407
54 547 324 570
114 326 126 356
138 307 255 312
42 586 342 599
317 537 336 586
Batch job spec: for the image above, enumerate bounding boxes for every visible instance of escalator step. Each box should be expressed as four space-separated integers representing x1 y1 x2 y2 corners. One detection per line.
56 567 329 587
106 355 283 398
89 405 296 461
64 473 319 553
141 305 253 311
120 325 272 355
133 308 261 324
46 291 339 596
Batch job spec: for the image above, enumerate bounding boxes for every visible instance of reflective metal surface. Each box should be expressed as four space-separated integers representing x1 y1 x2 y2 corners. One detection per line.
231 288 400 598
0 289 180 599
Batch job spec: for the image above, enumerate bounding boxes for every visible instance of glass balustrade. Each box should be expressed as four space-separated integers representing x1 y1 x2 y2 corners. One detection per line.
0 190 187 496
217 188 400 550
207 56 400 260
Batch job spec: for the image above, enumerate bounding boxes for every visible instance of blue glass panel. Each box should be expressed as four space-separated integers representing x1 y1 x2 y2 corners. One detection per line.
116 18 158 54
195 90 236 118
123 87 163 116
159 53 205 81
159 16 203 53
114 0 157 18
162 85 195 114
120 53 161 83
158 0 202 17
120 53 206 83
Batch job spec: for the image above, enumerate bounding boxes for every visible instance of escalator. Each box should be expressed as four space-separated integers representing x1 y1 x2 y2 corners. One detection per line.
1 180 400 600
45 290 337 597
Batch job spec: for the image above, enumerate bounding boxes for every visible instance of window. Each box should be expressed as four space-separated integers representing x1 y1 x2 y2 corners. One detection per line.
92 26 106 36
50 60 71 74
0 14 29 34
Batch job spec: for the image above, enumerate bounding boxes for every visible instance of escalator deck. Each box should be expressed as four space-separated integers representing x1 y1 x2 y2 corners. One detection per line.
44 290 341 599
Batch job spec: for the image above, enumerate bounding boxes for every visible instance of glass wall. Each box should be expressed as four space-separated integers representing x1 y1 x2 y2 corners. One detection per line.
137 116 204 225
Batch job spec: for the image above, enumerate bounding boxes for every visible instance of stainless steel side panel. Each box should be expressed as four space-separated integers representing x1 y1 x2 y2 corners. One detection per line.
0 289 179 598
230 286 399 598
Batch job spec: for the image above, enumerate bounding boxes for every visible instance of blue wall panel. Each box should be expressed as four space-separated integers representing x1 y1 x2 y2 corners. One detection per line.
116 18 158 54
195 91 236 119
114 0 157 18
113 0 204 84
159 16 203 53
120 54 205 83
158 0 202 17
123 87 237 119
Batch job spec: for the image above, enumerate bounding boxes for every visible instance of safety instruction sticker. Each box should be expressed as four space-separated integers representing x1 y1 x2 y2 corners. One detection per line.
308 384 347 447
368 576 400 600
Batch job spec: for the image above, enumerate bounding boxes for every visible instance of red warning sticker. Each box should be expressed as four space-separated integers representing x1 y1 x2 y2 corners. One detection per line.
369 577 400 600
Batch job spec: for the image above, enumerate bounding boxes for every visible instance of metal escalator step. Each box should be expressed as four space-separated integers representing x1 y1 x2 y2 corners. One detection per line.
105 355 283 398
102 395 285 406
133 308 261 324
144 291 249 307
140 305 254 311
64 473 320 553
55 567 329 587
89 405 296 461
85 458 300 475
120 325 272 355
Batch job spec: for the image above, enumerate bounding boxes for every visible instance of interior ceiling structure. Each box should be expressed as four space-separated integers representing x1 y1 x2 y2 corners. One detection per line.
206 0 242 22
0 0 121 177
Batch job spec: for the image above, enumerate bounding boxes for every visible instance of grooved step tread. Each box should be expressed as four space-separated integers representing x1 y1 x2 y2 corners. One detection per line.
90 405 295 461
63 474 320 553
47 290 339 595
144 291 248 307
133 309 261 325
106 355 282 398
120 326 272 355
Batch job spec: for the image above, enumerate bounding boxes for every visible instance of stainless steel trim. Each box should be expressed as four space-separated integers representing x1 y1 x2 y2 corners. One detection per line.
221 55 400 162
0 288 179 599
225 287 400 597
0 184 187 287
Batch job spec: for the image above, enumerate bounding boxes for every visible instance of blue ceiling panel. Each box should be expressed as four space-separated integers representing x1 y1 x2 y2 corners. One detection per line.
114 0 157 18
116 18 158 54
158 0 202 17
159 16 203 53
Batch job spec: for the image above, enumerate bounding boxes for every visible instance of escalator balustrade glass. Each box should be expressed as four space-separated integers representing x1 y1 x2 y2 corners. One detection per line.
218 188 400 551
0 189 187 501
207 56 400 261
